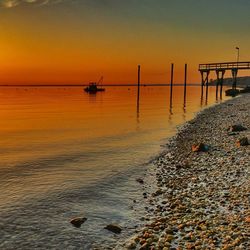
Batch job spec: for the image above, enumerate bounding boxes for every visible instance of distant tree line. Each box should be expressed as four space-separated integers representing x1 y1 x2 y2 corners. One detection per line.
210 76 250 87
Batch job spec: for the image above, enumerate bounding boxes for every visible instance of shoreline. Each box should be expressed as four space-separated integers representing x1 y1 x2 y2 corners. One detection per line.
120 93 249 249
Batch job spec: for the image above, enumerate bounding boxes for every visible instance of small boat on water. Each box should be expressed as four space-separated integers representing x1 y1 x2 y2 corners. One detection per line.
84 77 105 93
84 83 105 93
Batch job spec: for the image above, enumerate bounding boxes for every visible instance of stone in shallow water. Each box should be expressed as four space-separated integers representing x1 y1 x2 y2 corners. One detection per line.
240 86 250 93
225 88 240 96
104 224 122 234
136 178 144 184
70 217 87 228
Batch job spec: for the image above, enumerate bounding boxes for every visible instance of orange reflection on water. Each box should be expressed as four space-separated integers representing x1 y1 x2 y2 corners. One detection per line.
0 85 230 144
0 85 231 207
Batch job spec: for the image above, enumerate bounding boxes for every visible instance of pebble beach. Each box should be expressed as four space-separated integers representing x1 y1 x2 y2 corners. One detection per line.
122 93 250 250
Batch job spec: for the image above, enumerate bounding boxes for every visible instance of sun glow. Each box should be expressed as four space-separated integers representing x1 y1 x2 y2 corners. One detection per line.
0 0 250 84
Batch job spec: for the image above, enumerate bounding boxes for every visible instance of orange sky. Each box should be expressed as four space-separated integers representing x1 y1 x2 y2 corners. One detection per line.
0 0 250 84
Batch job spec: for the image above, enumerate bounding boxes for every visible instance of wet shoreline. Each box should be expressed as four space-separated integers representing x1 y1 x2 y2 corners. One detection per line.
120 94 250 249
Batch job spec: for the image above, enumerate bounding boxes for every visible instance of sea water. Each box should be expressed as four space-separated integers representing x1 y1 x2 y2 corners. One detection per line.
0 86 231 249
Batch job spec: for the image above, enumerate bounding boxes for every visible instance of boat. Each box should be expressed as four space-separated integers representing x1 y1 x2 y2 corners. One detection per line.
84 83 105 93
84 77 105 93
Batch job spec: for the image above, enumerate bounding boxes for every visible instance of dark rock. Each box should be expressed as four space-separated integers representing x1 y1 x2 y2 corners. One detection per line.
104 224 122 234
236 137 249 146
136 178 144 184
70 217 87 228
225 88 240 96
240 85 250 93
192 143 209 152
227 124 247 132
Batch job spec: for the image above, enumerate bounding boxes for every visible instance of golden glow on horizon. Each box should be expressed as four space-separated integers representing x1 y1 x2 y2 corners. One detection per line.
0 25 205 85
1 1 250 84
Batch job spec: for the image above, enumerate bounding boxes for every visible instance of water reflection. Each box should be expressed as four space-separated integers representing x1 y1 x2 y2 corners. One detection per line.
0 85 232 249
200 89 204 107
183 104 187 114
136 102 140 125
133 85 231 126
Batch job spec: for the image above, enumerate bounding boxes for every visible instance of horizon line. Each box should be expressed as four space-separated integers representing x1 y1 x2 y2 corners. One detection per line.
0 83 200 87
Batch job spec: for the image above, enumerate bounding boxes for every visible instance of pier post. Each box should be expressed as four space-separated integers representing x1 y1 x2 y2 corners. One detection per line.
170 63 174 107
205 82 209 104
137 65 141 106
216 70 225 99
183 63 187 106
220 70 225 98
231 68 238 90
201 71 204 98
200 70 210 104
200 70 209 100
216 70 219 99
205 71 209 105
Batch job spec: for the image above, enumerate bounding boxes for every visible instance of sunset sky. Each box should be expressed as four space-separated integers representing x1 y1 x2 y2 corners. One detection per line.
0 0 250 84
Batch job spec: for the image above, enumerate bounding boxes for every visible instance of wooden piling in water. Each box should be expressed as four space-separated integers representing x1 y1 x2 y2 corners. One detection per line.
183 63 187 105
205 83 208 104
200 70 209 103
137 65 141 106
201 72 204 99
205 76 209 96
231 68 238 90
170 63 174 106
216 69 225 99
220 81 223 98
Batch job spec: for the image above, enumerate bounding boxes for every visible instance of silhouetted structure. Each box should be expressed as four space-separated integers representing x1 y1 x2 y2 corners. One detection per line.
84 76 105 94
183 63 187 106
137 65 141 109
170 63 174 107
199 61 250 98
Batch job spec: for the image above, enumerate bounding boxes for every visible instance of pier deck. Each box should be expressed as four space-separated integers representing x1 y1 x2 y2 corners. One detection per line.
199 61 250 71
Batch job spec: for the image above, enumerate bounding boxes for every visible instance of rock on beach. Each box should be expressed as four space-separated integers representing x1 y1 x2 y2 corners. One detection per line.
70 217 87 228
236 137 249 146
104 224 122 234
227 124 247 132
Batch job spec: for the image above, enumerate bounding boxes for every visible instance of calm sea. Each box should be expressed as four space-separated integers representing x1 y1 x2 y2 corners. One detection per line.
0 85 230 249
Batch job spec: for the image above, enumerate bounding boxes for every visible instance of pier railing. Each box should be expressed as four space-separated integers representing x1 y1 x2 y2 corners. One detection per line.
199 61 250 71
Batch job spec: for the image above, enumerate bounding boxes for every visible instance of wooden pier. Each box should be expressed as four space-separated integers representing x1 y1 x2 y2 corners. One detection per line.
199 61 250 98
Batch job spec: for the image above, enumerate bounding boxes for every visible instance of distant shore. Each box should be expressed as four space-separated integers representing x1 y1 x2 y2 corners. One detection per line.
210 76 250 88
121 93 250 249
